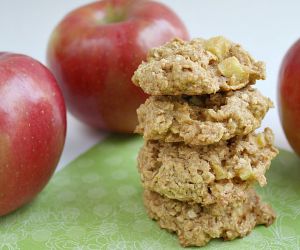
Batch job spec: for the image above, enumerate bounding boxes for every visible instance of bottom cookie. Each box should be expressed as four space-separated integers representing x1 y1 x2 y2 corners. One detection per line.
144 189 275 247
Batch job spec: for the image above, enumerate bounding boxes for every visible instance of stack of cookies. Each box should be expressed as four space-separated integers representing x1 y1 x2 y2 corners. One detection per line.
132 37 278 247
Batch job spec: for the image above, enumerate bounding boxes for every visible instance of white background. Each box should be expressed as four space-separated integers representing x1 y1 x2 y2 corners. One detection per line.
1 0 298 170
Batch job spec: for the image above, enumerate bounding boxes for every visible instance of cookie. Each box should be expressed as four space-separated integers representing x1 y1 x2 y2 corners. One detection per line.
132 37 265 96
136 87 273 146
138 128 278 204
144 189 275 247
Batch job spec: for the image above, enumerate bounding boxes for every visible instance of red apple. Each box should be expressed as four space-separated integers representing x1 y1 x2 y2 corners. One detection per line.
278 39 300 156
47 0 189 133
0 53 66 216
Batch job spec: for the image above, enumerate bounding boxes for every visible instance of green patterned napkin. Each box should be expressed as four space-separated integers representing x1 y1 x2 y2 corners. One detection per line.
1 135 300 249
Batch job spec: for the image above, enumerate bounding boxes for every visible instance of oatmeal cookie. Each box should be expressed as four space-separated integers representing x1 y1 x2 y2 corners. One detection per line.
144 189 275 247
138 128 278 204
136 87 273 145
132 37 265 95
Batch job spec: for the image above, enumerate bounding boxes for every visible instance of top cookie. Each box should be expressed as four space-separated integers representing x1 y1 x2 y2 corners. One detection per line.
132 36 265 95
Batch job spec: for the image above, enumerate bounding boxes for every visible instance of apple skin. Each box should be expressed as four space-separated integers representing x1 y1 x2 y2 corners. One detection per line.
0 53 66 216
47 0 189 133
278 39 300 156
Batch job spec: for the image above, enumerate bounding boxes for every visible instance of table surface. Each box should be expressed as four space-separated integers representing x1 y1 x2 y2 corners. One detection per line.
1 0 299 170
2 136 300 249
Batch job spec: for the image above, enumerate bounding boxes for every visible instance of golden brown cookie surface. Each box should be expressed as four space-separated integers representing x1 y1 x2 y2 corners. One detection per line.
144 189 275 247
132 37 265 96
138 128 278 204
136 87 273 145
